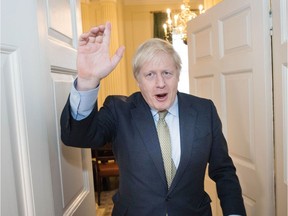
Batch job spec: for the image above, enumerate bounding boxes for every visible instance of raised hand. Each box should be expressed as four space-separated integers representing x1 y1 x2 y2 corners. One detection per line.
76 22 125 91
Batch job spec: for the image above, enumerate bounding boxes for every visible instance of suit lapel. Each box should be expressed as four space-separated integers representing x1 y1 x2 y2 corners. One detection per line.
130 95 167 186
169 93 198 191
130 93 199 190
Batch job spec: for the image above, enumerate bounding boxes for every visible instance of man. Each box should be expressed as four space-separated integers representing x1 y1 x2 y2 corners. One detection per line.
60 21 246 216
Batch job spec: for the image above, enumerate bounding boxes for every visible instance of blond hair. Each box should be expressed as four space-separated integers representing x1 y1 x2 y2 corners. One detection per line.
132 38 182 79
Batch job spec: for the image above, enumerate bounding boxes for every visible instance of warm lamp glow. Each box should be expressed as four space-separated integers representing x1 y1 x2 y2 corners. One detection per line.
199 4 205 14
163 0 205 44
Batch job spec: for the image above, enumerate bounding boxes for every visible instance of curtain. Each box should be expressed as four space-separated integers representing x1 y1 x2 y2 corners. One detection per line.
153 12 167 40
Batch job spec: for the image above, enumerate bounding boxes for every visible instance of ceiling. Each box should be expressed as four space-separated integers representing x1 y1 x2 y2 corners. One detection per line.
123 0 204 6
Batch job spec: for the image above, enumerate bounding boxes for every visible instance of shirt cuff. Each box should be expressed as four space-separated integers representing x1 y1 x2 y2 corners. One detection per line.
69 79 99 120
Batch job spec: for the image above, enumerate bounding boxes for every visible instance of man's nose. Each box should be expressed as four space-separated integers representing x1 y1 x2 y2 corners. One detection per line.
156 74 166 87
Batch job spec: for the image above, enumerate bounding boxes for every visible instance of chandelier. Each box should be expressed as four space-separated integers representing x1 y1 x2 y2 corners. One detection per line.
163 0 205 44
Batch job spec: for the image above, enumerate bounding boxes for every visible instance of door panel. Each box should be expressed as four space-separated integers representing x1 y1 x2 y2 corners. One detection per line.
1 47 34 216
44 0 96 215
1 0 96 215
47 0 73 39
1 0 56 215
49 72 95 215
272 0 288 215
187 0 274 215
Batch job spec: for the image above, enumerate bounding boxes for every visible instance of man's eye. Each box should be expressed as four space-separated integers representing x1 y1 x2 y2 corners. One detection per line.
163 71 173 77
145 72 155 79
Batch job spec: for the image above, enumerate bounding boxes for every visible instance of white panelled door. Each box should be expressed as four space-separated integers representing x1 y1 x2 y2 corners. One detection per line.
187 0 274 215
41 0 96 215
1 0 96 215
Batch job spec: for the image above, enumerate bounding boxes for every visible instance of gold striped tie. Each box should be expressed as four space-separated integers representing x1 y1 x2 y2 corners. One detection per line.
157 110 176 188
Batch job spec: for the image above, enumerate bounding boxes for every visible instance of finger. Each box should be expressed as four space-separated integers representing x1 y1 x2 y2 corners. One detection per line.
89 25 105 35
87 36 95 43
102 22 111 46
79 32 90 46
95 36 103 43
82 25 104 40
110 46 125 69
79 25 104 46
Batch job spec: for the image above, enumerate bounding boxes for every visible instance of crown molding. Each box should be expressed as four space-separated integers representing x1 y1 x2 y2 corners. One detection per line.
124 0 181 5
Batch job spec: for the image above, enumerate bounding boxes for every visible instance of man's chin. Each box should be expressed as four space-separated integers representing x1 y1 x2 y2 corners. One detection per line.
153 104 169 111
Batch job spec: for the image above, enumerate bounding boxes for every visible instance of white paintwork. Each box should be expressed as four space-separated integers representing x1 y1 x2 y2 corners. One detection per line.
187 0 274 215
43 0 96 215
272 0 288 215
1 45 36 216
1 0 95 215
173 34 190 94
1 1 55 215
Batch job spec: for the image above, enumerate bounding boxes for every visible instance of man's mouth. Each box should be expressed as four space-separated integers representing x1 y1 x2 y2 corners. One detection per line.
155 93 168 101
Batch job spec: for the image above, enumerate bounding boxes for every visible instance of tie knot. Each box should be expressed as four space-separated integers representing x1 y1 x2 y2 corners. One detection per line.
158 110 168 120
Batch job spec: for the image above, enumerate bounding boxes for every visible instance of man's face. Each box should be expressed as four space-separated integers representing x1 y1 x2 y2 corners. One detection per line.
136 52 179 111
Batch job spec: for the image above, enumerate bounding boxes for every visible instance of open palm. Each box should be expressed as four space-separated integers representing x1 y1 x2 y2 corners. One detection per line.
77 22 125 90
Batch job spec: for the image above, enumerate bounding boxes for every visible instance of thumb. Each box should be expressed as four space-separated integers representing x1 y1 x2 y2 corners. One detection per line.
111 46 125 69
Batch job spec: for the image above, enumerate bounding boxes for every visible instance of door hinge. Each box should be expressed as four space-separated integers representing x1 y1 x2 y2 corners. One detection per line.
269 9 273 36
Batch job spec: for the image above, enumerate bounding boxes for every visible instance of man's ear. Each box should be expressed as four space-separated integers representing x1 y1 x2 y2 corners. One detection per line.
135 79 140 86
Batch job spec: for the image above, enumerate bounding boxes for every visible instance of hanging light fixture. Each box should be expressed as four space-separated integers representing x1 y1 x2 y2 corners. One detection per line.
163 0 205 44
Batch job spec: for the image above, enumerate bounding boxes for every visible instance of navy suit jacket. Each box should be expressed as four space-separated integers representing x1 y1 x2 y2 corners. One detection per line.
61 91 246 216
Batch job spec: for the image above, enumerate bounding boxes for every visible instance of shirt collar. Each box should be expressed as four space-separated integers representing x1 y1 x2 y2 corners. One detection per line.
151 96 179 118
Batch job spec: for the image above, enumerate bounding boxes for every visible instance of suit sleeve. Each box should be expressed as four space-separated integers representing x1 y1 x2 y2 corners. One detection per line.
207 101 246 216
60 95 117 149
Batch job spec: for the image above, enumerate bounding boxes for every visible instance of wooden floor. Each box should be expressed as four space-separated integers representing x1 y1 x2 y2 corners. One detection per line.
95 177 119 216
95 189 116 216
